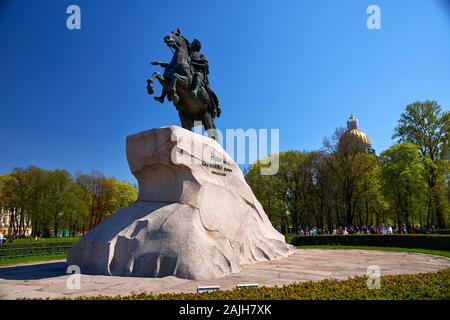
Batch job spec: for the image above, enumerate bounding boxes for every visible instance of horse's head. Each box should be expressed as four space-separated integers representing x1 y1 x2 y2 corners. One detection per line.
164 29 189 52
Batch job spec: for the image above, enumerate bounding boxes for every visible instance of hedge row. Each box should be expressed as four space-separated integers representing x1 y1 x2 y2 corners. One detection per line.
6 236 80 245
62 268 450 300
0 239 79 259
291 234 450 251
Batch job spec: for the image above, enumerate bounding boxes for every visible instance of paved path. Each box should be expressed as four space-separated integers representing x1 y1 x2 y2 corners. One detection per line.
1 249 449 299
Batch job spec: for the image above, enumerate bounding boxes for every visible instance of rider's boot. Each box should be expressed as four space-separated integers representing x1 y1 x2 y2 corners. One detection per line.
191 74 201 97
216 105 222 117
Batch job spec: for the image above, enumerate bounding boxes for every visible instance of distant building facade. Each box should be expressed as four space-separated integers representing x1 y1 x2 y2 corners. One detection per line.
0 208 11 236
0 208 32 236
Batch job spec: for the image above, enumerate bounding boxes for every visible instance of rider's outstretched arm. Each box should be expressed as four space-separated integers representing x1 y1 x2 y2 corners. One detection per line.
151 61 169 68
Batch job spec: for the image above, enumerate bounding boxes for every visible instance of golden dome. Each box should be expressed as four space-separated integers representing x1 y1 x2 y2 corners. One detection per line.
338 115 372 154
341 128 370 145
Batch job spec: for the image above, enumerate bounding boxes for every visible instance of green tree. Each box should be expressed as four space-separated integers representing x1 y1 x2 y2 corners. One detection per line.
60 181 89 236
25 167 49 236
380 143 429 228
3 167 42 235
46 170 74 236
110 180 138 212
324 128 380 226
0 173 14 232
76 171 137 231
245 158 285 227
355 159 386 227
1 167 136 237
75 171 107 231
393 100 449 228
393 101 449 161
277 151 306 232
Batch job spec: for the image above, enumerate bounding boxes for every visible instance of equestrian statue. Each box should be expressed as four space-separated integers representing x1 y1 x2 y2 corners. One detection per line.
147 29 221 140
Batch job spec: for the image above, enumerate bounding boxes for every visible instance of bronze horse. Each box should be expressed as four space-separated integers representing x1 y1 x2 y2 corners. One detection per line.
147 30 219 139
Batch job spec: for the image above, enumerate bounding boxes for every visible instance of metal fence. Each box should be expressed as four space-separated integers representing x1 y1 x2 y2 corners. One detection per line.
0 242 77 259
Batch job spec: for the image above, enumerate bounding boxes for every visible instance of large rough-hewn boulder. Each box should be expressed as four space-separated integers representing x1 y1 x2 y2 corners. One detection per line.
68 126 294 280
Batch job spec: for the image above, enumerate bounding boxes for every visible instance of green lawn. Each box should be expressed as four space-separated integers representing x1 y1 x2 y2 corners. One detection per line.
0 237 79 264
7 236 80 244
296 245 450 258
0 254 66 266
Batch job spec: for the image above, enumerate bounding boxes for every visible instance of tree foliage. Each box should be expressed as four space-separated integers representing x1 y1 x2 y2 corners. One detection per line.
380 143 429 227
0 167 137 236
246 149 384 230
246 101 448 231
393 101 449 228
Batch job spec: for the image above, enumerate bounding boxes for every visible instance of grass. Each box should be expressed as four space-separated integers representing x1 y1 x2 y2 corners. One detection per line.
0 254 66 266
65 268 450 300
296 245 450 258
7 236 80 244
0 238 77 261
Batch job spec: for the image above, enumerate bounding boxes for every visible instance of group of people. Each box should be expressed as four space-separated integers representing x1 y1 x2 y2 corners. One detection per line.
0 231 20 245
296 224 431 236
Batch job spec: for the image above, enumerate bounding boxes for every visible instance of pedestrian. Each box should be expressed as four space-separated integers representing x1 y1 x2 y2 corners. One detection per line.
402 225 408 234
387 225 393 235
0 231 4 245
431 225 436 234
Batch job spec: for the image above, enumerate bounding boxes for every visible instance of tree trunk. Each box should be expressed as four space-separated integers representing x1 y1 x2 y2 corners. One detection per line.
54 212 58 237
433 192 446 229
365 201 369 227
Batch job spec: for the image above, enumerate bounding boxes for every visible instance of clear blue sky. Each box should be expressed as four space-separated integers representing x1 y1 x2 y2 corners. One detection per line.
1 0 449 183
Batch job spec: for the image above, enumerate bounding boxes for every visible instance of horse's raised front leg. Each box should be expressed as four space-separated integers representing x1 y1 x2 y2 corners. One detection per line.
151 72 167 103
154 89 166 103
146 78 155 95
152 71 163 81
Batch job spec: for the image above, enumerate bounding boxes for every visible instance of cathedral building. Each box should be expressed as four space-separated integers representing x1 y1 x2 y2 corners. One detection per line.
338 115 375 155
